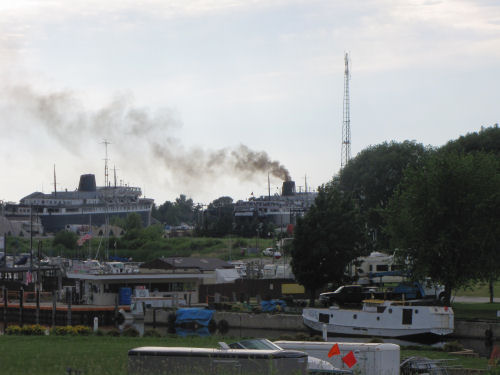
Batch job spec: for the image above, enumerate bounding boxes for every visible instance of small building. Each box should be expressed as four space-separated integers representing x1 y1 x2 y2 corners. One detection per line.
65 257 240 306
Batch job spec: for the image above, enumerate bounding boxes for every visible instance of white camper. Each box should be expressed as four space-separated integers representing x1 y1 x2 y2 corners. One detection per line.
274 341 400 375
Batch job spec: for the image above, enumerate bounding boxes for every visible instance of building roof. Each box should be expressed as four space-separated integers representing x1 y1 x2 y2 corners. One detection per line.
140 257 233 271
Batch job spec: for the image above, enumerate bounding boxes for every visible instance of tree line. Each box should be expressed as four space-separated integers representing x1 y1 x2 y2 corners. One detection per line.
291 125 500 304
152 194 275 238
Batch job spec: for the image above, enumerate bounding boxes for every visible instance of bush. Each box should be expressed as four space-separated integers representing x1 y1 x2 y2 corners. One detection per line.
5 325 22 335
74 325 92 335
122 327 140 337
50 326 75 336
21 324 46 336
143 329 162 337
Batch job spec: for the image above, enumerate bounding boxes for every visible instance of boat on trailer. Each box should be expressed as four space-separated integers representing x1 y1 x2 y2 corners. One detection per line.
128 346 308 375
302 299 453 338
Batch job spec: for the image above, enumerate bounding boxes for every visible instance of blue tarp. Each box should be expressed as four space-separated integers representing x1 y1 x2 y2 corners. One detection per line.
260 299 286 312
175 308 215 327
109 255 129 262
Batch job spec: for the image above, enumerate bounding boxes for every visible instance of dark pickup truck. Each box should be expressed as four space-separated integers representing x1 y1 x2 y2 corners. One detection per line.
319 285 386 306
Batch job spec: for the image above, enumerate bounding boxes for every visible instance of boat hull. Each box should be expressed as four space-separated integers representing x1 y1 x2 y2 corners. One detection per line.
40 209 151 233
303 304 454 338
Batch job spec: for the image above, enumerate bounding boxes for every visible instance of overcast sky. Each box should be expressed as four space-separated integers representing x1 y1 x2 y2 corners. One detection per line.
1 0 499 205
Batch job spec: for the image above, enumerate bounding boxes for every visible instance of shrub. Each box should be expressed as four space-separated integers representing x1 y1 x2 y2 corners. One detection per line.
74 325 92 335
21 324 45 336
51 326 74 336
5 325 22 335
122 327 140 337
143 329 162 337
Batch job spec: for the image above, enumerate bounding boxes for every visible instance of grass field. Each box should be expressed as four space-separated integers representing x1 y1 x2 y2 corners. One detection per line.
452 302 500 321
456 281 500 299
0 335 494 375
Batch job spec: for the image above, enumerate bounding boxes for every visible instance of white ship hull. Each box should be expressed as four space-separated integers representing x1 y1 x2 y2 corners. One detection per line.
303 301 453 338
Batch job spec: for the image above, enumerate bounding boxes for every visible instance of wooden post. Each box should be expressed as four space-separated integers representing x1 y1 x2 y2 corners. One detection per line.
153 308 156 329
19 288 24 327
51 291 57 327
114 294 119 321
67 288 72 326
3 286 7 332
35 287 40 325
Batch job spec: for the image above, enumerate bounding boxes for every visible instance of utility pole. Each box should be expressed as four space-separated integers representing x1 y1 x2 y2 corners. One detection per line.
341 52 351 169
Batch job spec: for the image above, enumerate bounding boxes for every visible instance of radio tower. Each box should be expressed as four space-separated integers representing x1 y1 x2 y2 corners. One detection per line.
341 52 351 169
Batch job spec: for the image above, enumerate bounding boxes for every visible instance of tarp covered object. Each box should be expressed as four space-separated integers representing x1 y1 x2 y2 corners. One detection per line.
175 308 215 326
260 299 287 312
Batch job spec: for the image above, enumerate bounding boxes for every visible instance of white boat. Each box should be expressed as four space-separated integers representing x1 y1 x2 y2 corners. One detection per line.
128 346 308 375
302 300 453 338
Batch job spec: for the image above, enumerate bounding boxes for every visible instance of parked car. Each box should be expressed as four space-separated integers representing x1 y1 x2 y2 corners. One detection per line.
262 248 275 256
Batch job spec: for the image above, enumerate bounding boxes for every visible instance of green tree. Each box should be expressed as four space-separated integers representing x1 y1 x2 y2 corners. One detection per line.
53 230 78 250
152 195 195 225
291 183 366 305
386 151 500 304
441 124 500 155
202 196 235 237
339 141 429 251
124 212 143 231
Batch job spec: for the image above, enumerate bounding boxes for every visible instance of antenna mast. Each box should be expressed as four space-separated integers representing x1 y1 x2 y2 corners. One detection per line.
341 52 351 169
53 164 57 197
102 140 111 187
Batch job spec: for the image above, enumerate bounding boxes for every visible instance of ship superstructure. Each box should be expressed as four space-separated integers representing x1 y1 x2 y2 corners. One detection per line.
16 174 153 233
234 180 317 227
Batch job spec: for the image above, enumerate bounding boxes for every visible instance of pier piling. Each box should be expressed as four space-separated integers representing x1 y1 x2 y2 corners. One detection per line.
19 288 24 327
52 291 57 327
2 286 7 332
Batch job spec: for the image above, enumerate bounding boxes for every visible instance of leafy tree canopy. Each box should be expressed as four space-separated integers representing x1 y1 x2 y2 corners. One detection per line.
386 151 500 304
338 140 429 250
441 124 500 155
291 183 366 304
152 194 195 225
53 230 78 250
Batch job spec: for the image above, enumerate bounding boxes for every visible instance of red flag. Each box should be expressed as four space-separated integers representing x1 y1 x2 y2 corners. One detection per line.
77 233 93 246
342 351 357 368
328 343 340 357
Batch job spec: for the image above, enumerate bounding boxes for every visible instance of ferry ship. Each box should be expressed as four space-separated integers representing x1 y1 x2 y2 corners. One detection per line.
12 174 153 233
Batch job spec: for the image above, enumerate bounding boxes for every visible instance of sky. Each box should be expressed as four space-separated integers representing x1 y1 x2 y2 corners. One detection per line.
0 0 499 205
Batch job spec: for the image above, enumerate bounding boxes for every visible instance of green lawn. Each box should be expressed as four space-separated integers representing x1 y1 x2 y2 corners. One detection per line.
0 335 493 375
456 281 500 298
0 335 223 375
452 302 500 321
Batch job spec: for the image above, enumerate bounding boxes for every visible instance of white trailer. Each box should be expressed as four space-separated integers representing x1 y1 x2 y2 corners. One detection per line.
274 341 400 375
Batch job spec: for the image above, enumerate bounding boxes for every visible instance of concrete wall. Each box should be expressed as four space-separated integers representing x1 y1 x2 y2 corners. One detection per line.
453 320 500 339
214 311 308 331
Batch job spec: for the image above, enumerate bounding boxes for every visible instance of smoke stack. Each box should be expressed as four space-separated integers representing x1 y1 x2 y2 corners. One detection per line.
282 180 296 196
78 174 97 192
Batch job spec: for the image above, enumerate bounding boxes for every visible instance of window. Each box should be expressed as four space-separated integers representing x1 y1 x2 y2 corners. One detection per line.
376 265 389 272
353 314 357 319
